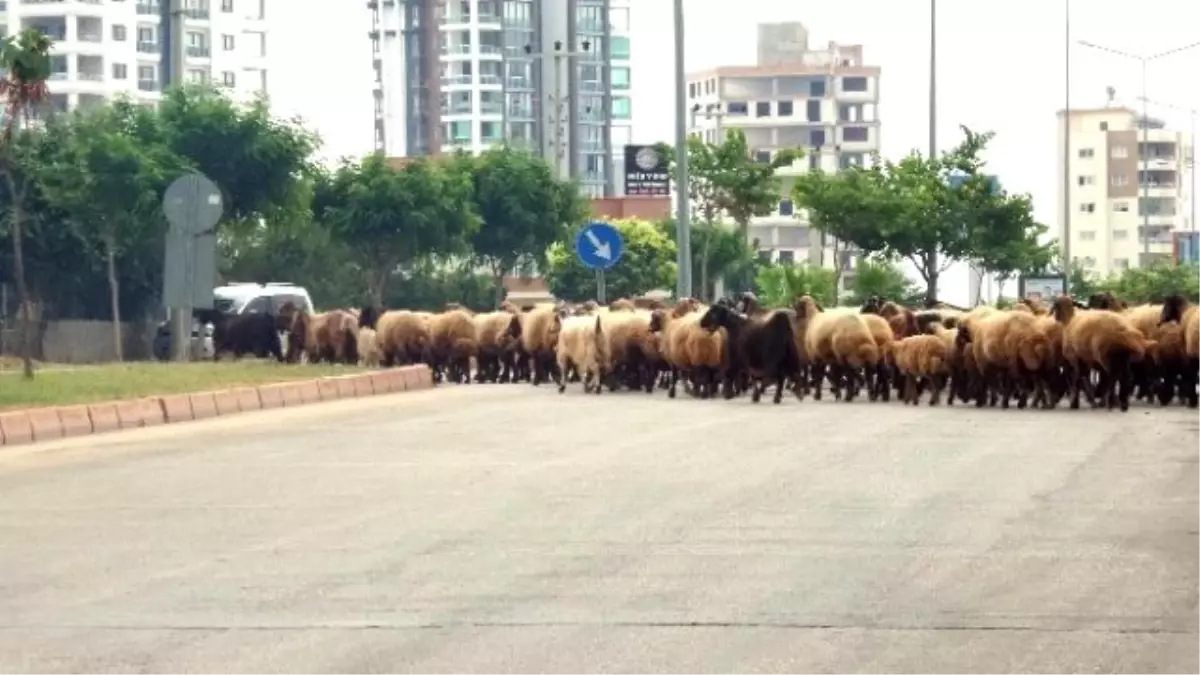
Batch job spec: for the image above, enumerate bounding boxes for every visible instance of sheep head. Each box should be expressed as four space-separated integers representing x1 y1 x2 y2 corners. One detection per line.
358 305 380 330
1050 295 1082 323
860 295 883 314
793 295 822 319
699 303 732 332
1160 294 1189 325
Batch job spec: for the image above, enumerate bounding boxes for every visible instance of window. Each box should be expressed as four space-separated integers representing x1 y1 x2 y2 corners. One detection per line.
1114 202 1130 212
612 96 631 119
1078 148 1095 159
221 0 233 10
609 66 629 90
809 78 825 97
1114 257 1129 269
112 63 128 79
778 250 795 265
449 120 471 141
755 101 770 117
1099 121 1108 131
777 100 793 117
1079 231 1096 241
809 129 826 147
481 121 501 140
243 296 270 314
779 199 794 216
223 34 235 50
611 36 630 59
1111 146 1128 159
688 82 696 98
842 126 869 142
222 70 235 86
726 101 747 115
112 25 127 41
187 68 209 83
1079 202 1096 213
753 150 772 163
841 76 868 92
806 99 821 122
1113 229 1129 240
137 26 154 43
1111 174 1128 187
1077 175 1094 186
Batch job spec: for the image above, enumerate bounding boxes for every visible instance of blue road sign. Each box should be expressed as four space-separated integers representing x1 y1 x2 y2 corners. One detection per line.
575 221 625 270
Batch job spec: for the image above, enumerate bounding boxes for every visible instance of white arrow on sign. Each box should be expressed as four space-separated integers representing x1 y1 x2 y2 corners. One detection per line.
585 229 612 260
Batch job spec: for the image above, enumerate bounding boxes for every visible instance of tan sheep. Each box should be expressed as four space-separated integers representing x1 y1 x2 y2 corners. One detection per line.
794 295 879 402
1051 295 1156 411
520 306 565 385
599 309 660 393
374 310 432 366
426 308 478 384
556 314 607 394
473 310 523 383
357 326 382 367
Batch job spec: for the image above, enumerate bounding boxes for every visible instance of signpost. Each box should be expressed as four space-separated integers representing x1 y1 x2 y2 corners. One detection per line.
623 144 670 197
162 173 223 361
575 221 625 304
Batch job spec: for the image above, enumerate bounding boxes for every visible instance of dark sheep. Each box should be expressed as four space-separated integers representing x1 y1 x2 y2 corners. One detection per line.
198 309 284 362
699 303 801 404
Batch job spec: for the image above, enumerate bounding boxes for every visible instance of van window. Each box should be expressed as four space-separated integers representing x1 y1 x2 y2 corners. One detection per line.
243 296 271 314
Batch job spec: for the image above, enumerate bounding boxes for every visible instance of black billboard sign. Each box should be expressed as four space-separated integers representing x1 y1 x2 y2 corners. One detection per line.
623 144 670 197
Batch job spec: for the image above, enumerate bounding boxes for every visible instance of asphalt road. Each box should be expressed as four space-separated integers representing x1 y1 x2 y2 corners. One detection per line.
0 385 1196 673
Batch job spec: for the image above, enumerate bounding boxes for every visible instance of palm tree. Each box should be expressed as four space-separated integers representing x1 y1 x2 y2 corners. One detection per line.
0 29 52 379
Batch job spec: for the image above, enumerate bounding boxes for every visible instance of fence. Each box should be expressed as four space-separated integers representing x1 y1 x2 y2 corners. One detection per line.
1 319 161 364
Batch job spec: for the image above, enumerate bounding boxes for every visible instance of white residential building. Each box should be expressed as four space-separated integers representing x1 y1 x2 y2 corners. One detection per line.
3 0 268 114
1057 106 1194 277
686 22 882 279
371 0 629 197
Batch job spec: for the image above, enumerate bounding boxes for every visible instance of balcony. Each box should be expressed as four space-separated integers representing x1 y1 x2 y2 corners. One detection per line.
137 41 159 54
137 78 157 91
77 54 103 81
442 74 473 86
136 2 159 15
507 105 534 121
183 8 210 19
440 43 473 56
478 45 502 57
186 45 211 58
478 74 501 86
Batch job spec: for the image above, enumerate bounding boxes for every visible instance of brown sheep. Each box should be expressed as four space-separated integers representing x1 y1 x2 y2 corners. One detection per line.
652 303 727 399
364 308 432 367
600 310 660 393
794 295 879 402
890 317 952 406
1052 295 1156 411
426 308 478 384
473 310 523 383
1159 294 1199 408
556 314 607 394
608 298 637 312
287 307 359 365
520 306 566 385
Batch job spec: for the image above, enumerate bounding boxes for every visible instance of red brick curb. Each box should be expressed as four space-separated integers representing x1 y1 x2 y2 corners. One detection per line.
0 365 434 447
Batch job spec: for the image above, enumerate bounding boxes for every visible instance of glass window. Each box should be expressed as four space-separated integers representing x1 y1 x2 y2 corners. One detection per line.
612 96 631 119
450 120 472 141
809 78 825 97
611 36 630 59
841 76 868 92
611 66 630 90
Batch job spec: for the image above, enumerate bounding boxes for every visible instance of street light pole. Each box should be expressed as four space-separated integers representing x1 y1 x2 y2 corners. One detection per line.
673 0 692 300
1062 0 1071 284
925 0 938 305
1077 39 1200 267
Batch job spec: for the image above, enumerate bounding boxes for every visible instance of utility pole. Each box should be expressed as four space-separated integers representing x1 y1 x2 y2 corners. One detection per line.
672 0 691 300
1062 0 1071 287
926 0 938 306
524 40 592 181
167 0 189 360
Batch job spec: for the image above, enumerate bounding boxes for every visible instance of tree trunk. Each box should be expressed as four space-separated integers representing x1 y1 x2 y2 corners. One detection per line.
492 261 507 308
105 240 123 362
699 226 712 302
9 196 34 379
830 237 844 299
923 251 939 307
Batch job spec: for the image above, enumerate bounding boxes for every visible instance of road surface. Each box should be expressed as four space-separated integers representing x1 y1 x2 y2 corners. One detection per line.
0 386 1196 673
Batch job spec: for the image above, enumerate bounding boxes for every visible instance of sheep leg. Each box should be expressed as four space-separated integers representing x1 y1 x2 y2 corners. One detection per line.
811 363 826 400
929 375 945 406
667 367 680 399
750 378 763 403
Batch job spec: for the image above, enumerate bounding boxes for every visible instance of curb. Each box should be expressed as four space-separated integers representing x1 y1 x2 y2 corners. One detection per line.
0 365 434 447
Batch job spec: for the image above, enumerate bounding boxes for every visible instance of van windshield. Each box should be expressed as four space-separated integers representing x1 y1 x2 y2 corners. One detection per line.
212 294 242 314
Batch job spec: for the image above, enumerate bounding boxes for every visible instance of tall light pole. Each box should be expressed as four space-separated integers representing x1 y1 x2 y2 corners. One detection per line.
925 0 938 306
1138 96 1198 233
1078 40 1200 266
673 0 692 299
1062 0 1071 285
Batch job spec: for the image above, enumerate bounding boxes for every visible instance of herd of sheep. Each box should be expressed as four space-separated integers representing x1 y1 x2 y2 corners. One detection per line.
209 291 1200 412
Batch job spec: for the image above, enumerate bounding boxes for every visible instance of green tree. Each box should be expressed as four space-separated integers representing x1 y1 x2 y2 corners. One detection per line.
661 130 800 293
219 217 362 309
386 257 497 312
1095 263 1200 304
36 102 191 360
755 262 837 308
468 146 586 304
0 29 52 378
845 258 922 306
794 126 1036 306
545 217 677 302
156 85 318 226
314 154 479 305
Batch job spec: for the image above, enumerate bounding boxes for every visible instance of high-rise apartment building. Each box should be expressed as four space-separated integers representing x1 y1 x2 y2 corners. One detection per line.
686 22 882 276
371 0 629 197
3 0 268 114
1057 106 1194 277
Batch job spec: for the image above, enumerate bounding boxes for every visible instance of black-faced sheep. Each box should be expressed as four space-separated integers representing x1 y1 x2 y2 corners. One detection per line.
699 303 800 404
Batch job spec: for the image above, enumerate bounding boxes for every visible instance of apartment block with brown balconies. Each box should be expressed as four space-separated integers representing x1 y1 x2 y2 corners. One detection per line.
685 22 881 288
1058 106 1194 277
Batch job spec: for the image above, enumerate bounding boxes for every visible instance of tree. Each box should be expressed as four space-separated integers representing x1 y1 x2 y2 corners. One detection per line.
845 258 922 307
36 102 191 360
656 218 756 302
1094 263 1200 304
661 130 800 293
794 126 1039 306
468 147 586 304
314 154 479 305
0 29 52 378
754 262 837 308
544 218 677 302
156 85 318 226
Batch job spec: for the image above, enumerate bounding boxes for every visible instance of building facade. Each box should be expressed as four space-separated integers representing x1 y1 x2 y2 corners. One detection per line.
371 0 628 197
686 23 881 278
4 0 268 114
1057 106 1194 277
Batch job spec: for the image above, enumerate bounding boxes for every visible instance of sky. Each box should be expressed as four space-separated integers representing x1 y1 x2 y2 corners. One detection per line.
269 0 1200 304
